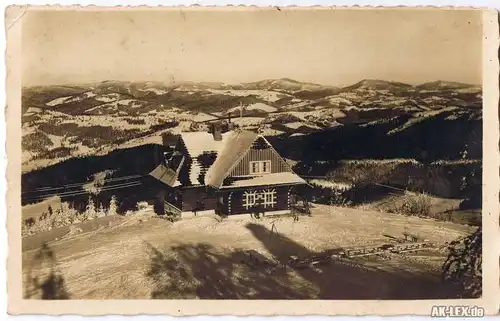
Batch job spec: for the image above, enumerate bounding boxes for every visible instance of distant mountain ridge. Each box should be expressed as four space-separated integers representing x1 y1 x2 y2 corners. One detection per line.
416 80 480 90
24 77 481 92
21 75 482 173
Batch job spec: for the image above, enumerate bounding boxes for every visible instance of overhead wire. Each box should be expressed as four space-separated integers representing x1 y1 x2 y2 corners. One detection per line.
22 174 144 194
22 180 143 202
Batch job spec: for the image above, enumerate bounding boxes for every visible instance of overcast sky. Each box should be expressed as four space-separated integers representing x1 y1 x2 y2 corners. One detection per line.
22 8 482 87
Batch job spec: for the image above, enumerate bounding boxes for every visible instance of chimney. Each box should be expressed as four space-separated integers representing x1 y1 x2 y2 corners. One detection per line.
212 122 222 141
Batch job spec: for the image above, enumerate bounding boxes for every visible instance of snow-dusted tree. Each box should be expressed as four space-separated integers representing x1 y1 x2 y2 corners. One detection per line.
52 207 72 228
442 227 482 298
96 203 106 218
36 215 53 233
65 203 78 225
108 195 118 216
84 196 97 220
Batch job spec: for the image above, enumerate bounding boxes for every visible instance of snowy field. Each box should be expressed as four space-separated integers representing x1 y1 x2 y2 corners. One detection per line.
22 203 473 299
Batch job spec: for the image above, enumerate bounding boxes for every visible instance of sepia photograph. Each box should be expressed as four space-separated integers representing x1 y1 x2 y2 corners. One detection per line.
6 5 500 316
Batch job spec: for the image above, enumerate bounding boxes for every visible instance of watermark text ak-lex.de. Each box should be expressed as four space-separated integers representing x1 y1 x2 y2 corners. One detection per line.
431 305 485 318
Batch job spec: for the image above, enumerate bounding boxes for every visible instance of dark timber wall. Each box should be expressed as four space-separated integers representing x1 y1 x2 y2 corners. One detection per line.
225 185 291 215
181 186 218 212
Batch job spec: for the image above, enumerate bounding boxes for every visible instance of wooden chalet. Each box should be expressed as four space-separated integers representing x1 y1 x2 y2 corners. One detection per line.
148 123 306 217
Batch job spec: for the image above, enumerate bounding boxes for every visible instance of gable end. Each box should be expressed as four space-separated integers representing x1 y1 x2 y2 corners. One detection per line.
228 136 293 177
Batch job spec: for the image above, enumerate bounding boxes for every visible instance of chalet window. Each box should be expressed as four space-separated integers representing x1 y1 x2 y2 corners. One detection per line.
261 160 271 173
262 189 276 208
242 189 276 210
243 191 257 210
249 160 271 174
250 161 259 174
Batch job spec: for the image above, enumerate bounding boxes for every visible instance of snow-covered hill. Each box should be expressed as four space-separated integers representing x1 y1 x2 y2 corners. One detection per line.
21 78 482 172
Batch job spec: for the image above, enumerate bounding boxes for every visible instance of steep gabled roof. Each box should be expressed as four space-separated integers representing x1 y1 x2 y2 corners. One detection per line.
204 131 258 187
175 130 306 189
178 130 258 186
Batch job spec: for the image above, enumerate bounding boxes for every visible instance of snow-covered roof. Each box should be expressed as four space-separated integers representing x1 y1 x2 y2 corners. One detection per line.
204 131 258 187
220 172 306 189
151 129 307 189
178 131 240 186
178 130 258 187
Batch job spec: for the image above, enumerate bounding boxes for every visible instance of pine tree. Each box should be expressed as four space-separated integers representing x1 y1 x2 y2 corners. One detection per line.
84 196 97 220
96 203 106 218
108 195 118 216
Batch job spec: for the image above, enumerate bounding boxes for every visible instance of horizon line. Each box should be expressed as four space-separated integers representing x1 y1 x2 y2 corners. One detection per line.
22 77 482 89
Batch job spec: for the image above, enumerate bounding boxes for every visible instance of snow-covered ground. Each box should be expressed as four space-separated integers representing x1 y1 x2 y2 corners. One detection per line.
318 108 346 119
21 202 473 299
328 97 353 106
282 100 315 110
336 92 366 102
284 122 308 129
83 91 97 98
65 140 92 155
189 112 218 122
230 117 265 126
45 92 97 107
46 134 64 148
138 88 168 95
39 109 71 119
22 125 37 136
271 109 345 122
258 128 286 136
85 100 145 114
24 107 44 115
246 103 277 112
387 107 459 135
423 96 450 105
228 102 277 113
46 96 73 107
95 93 121 102
22 150 35 163
455 87 481 94
308 179 352 190
205 89 289 102
60 115 150 130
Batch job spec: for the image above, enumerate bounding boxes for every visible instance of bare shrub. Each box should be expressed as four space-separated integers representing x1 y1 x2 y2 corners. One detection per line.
328 189 352 207
399 192 431 217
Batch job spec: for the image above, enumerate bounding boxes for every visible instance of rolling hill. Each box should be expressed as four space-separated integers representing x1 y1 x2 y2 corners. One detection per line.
21 78 482 173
